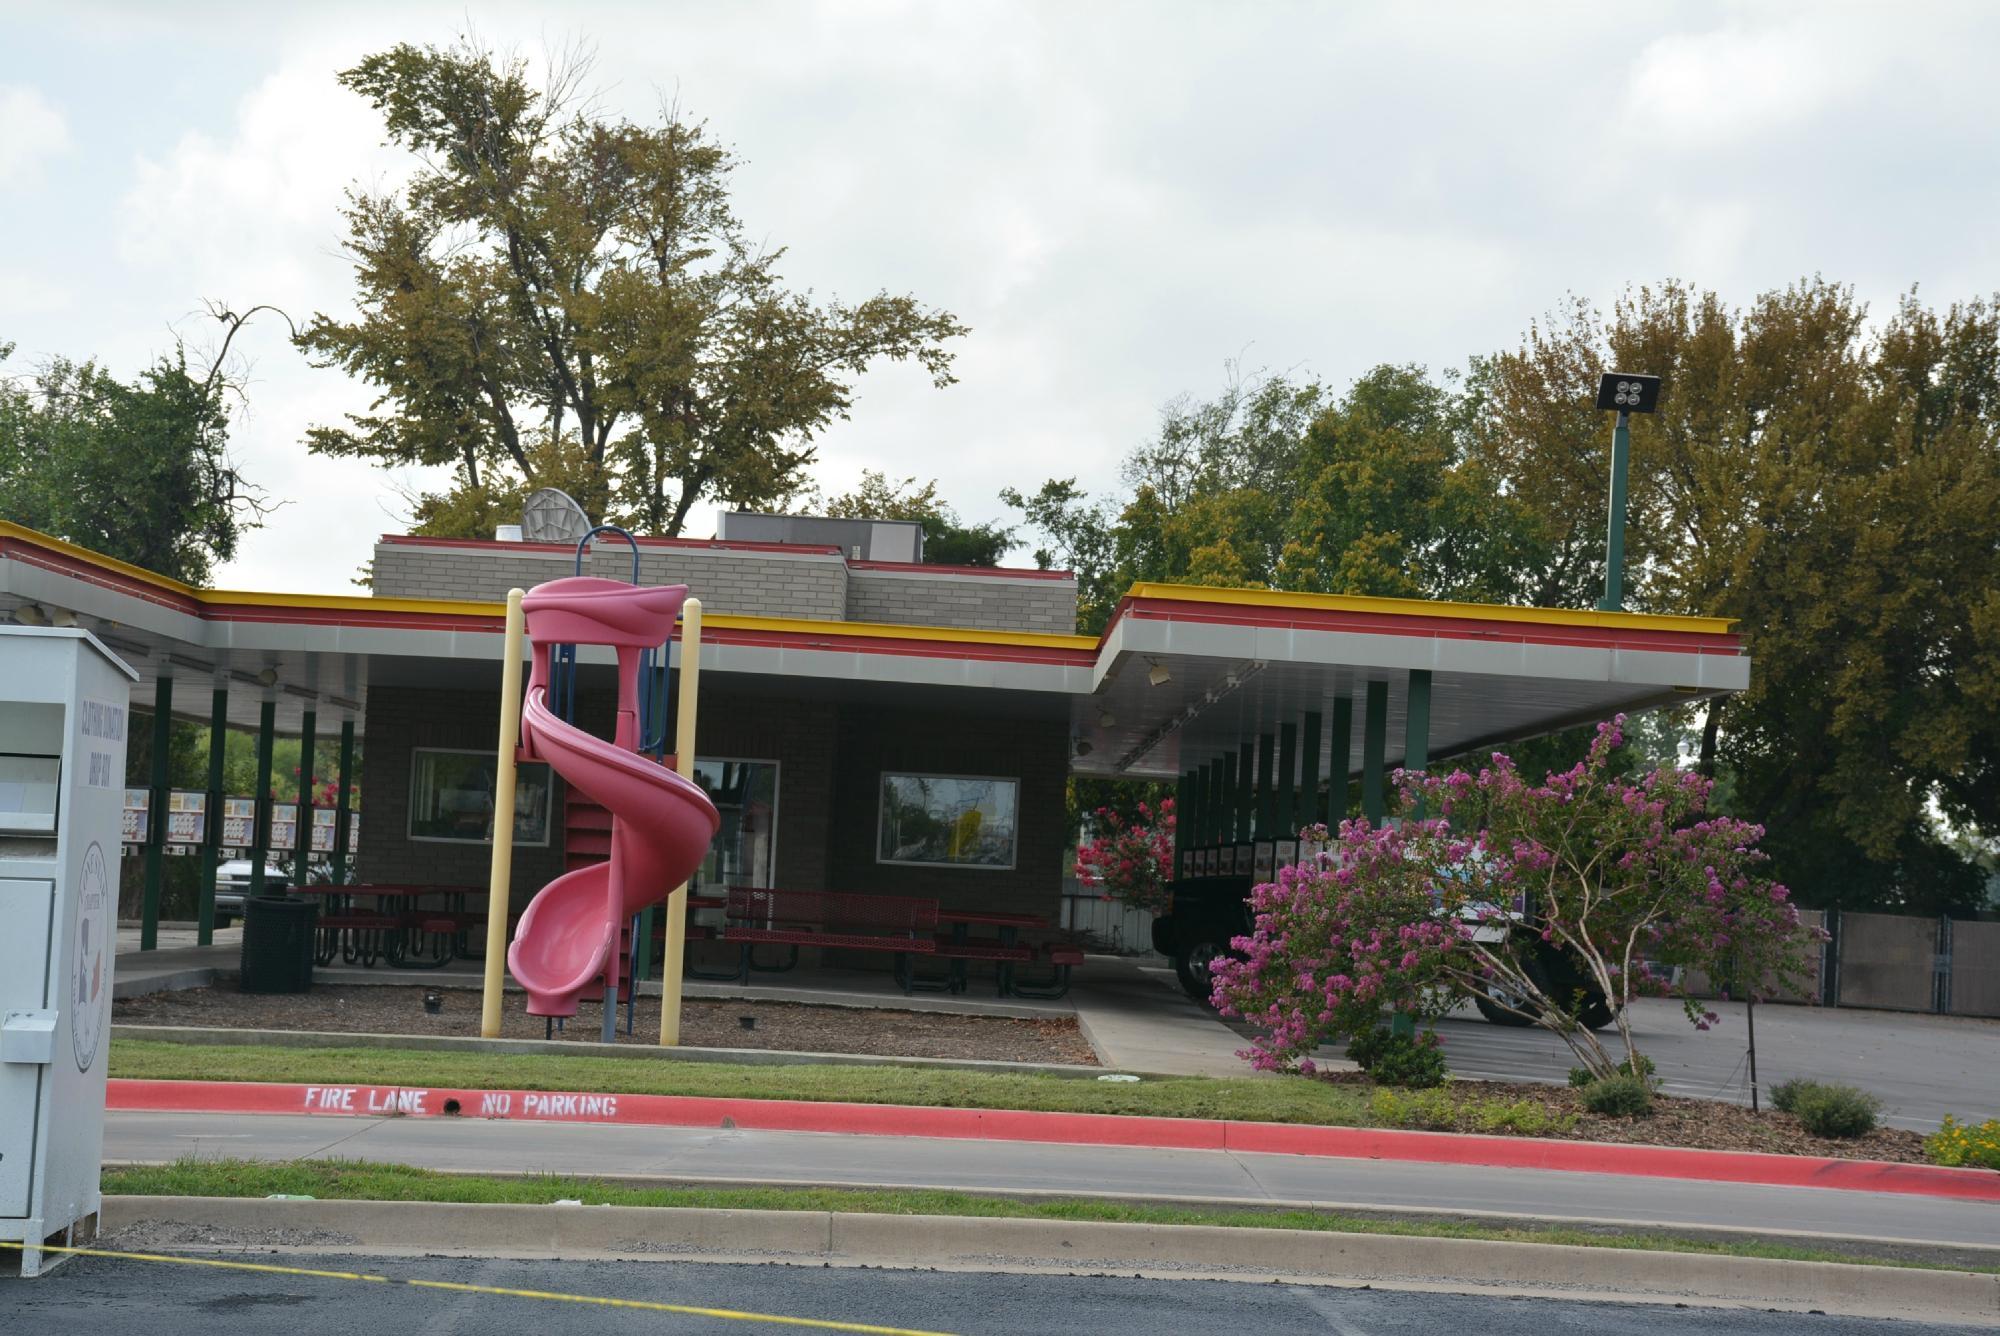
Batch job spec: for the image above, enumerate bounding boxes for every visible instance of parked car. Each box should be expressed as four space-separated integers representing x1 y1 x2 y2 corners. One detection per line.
212 856 335 927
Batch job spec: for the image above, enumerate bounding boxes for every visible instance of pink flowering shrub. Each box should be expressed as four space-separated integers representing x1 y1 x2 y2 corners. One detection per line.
1210 820 1460 1073
1412 716 1823 1080
1074 798 1176 914
1211 717 1823 1082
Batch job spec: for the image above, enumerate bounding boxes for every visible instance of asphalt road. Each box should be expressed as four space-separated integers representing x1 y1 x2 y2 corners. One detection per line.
3 1251 1986 1335
104 1110 2000 1249
1268 991 2000 1132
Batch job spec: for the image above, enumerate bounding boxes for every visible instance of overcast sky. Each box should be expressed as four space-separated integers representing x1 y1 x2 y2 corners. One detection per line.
4 1 1997 593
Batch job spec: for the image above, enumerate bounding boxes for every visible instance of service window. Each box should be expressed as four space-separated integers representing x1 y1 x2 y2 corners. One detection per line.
877 773 1018 870
409 748 552 846
691 758 778 890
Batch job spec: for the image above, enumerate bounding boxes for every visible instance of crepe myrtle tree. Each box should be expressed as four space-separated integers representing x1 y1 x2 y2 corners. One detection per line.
1213 717 1822 1081
1418 717 1821 1079
1210 820 1461 1074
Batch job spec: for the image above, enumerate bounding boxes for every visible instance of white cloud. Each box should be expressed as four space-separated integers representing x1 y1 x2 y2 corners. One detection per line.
1624 21 1862 145
0 84 72 187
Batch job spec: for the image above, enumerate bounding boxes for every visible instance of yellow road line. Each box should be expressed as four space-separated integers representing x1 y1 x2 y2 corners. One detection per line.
0 1240 959 1334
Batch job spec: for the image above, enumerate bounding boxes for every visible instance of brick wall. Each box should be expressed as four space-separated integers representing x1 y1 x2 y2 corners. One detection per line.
825 706 1068 919
355 684 569 905
630 549 845 620
684 689 838 892
370 546 572 602
371 538 1075 633
846 569 1077 634
370 540 847 620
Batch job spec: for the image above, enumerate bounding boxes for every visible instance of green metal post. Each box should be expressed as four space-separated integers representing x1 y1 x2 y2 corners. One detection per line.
1255 733 1276 839
1598 411 1632 612
1276 722 1298 838
1207 760 1224 845
330 719 355 886
1219 753 1237 848
294 707 316 886
1173 771 1191 865
250 698 276 897
1299 711 1323 831
1362 680 1389 827
140 674 173 951
1236 742 1254 842
1193 761 1211 846
1403 669 1432 817
1329 696 1353 825
197 683 226 946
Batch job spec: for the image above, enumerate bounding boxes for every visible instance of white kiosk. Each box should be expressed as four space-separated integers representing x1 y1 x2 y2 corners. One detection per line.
0 627 134 1276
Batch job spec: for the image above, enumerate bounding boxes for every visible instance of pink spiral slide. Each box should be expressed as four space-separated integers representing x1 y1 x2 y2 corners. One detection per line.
505 577 719 1018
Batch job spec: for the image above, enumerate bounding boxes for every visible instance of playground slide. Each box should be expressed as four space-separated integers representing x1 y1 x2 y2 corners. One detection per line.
505 578 719 1018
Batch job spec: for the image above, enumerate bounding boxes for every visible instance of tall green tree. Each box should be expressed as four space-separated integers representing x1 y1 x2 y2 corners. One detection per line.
299 39 967 539
0 338 264 584
1479 280 2000 912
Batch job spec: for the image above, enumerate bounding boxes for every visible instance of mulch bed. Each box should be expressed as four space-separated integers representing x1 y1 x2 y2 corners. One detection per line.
1318 1070 1932 1163
114 980 1099 1067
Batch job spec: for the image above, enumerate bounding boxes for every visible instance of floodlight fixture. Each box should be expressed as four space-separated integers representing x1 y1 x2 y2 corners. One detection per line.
1594 371 1664 612
1595 372 1662 415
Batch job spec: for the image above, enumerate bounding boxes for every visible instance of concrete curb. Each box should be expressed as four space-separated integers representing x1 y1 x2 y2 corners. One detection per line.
98 1196 2000 1324
105 1076 2000 1204
112 1024 1124 1080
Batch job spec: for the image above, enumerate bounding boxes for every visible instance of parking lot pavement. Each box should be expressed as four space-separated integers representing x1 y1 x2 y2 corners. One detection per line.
1337 997 2000 1131
5 1251 1985 1335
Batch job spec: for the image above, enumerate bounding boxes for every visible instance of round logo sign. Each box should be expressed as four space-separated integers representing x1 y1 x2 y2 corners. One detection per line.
72 842 108 1072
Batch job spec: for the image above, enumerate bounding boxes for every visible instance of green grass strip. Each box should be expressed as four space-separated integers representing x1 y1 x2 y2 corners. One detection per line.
102 1158 1996 1275
110 1037 1373 1126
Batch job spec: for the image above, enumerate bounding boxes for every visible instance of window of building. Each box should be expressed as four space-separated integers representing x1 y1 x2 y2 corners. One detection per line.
408 748 552 846
877 773 1018 870
691 757 778 890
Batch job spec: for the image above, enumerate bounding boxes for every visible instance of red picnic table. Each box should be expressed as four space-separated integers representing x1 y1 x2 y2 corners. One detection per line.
289 884 483 969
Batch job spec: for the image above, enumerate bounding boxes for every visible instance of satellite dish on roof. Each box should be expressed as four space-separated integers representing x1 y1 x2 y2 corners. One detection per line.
521 488 592 544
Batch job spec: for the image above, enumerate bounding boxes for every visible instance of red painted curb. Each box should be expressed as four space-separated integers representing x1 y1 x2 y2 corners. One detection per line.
106 1078 2000 1204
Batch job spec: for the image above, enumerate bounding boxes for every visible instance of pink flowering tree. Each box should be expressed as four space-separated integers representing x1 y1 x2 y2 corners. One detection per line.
1074 798 1176 914
1408 716 1823 1080
1210 821 1461 1073
1210 716 1822 1082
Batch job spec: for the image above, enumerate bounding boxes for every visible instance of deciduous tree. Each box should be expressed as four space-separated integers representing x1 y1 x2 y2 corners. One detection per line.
298 39 966 538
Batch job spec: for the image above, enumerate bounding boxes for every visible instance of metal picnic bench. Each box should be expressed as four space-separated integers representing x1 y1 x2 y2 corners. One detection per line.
687 887 941 991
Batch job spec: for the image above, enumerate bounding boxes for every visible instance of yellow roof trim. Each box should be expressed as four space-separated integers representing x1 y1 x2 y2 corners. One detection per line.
1121 581 1737 635
0 520 201 598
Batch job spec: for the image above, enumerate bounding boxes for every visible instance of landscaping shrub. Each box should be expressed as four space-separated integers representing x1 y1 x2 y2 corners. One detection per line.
1789 1083 1880 1139
1580 1074 1653 1117
1925 1116 2000 1170
1347 1027 1448 1088
1568 1054 1656 1088
1369 1087 1579 1136
1369 1087 1453 1130
1770 1077 1813 1114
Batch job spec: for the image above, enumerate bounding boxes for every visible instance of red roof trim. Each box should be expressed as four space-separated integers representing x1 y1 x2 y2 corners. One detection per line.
1116 596 1743 655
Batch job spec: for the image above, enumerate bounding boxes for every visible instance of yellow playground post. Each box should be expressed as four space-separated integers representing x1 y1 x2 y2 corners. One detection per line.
480 588 527 1038
659 596 703 1046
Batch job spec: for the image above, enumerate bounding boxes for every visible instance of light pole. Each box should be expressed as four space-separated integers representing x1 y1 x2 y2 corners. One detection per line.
1594 371 1662 612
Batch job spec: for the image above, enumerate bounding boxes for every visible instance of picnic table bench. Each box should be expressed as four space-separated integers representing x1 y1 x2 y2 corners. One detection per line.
686 887 941 991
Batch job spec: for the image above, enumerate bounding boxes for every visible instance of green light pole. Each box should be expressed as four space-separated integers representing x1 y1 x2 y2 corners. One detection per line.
1594 372 1662 613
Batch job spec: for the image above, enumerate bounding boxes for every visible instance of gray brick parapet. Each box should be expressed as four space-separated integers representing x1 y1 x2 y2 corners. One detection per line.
370 538 1076 634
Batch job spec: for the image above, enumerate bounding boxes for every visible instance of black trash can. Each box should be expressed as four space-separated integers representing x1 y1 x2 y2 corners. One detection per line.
240 891 316 993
